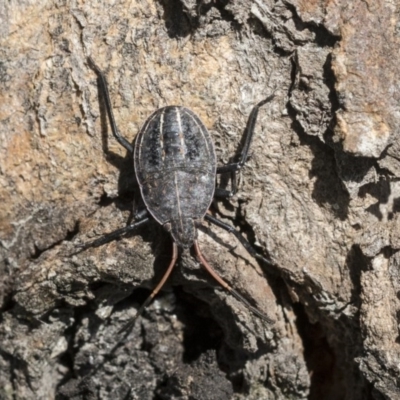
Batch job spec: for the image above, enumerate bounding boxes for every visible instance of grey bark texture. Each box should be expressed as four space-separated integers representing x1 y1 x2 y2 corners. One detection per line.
1 0 399 399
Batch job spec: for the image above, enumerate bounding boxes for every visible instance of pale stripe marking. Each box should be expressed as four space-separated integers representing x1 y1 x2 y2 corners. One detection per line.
175 107 187 158
159 109 165 162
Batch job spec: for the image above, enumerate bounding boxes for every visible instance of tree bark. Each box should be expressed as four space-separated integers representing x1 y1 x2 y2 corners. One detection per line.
1 0 399 399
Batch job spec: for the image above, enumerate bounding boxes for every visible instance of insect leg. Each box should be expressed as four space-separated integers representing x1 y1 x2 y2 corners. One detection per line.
216 94 275 197
133 207 149 221
88 57 134 154
75 214 150 253
204 214 273 267
193 241 274 323
119 242 179 334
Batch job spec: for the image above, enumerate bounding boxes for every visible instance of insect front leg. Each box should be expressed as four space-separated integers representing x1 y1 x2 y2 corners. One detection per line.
74 215 150 254
204 214 273 267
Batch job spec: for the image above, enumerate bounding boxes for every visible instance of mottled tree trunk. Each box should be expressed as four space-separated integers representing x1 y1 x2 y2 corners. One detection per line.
1 1 400 399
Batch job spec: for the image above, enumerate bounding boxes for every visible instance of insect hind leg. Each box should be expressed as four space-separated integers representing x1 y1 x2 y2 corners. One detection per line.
88 57 134 154
216 94 275 198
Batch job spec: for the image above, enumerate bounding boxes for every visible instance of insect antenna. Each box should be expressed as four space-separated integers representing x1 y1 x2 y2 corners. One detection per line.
119 242 179 334
193 241 274 324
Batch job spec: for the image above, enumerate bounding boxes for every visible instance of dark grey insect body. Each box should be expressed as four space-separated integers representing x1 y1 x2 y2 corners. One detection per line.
135 106 216 248
81 57 275 328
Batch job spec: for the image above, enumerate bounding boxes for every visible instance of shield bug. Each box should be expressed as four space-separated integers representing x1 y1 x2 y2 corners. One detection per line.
79 57 275 327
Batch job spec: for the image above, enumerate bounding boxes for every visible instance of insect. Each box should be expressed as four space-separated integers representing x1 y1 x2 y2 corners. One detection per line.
79 57 275 327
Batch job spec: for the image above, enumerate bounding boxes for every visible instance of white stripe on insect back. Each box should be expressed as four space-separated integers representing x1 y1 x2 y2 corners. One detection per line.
172 108 184 231
159 109 165 162
175 107 187 159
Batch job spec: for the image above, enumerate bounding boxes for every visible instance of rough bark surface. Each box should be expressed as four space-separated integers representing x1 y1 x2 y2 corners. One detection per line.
0 0 399 399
